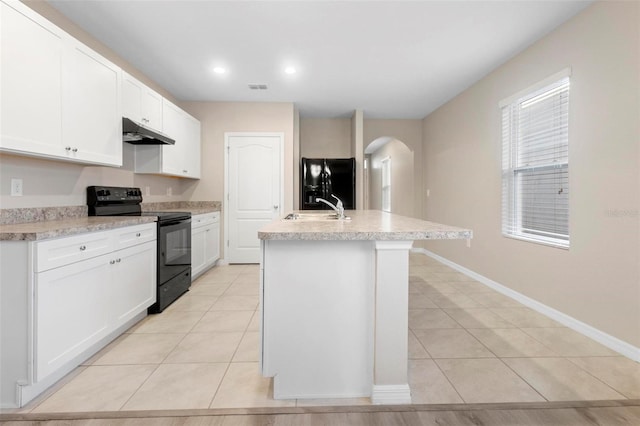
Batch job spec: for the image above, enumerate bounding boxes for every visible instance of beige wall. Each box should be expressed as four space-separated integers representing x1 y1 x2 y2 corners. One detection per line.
364 119 423 218
300 118 352 158
368 139 415 217
420 1 640 347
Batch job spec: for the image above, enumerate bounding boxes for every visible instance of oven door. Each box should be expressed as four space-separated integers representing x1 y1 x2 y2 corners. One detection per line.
158 218 191 284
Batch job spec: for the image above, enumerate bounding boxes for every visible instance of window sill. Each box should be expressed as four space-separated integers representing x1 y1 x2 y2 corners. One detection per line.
502 233 569 250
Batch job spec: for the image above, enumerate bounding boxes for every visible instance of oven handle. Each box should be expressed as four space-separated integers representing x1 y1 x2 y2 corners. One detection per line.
160 218 191 227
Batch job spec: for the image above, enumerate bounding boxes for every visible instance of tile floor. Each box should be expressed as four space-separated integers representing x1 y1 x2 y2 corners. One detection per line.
14 253 640 413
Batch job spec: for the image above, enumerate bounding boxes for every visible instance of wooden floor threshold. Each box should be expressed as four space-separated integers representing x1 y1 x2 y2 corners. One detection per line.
2 399 639 422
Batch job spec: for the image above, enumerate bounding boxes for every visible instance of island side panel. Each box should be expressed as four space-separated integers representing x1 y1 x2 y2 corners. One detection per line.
261 239 375 399
372 240 413 404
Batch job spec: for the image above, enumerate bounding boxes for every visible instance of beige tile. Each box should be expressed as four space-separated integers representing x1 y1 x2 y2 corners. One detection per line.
433 271 472 282
233 273 260 285
189 283 232 296
408 330 430 359
93 333 184 365
132 311 205 334
413 329 494 358
568 357 640 399
436 358 544 403
31 365 156 412
468 291 523 308
409 359 463 404
296 397 371 407
409 309 460 330
468 328 557 358
191 310 254 333
233 331 260 362
122 363 227 410
490 307 563 328
210 295 259 311
522 328 619 357
503 358 625 401
210 362 296 408
409 294 438 309
450 281 495 293
247 310 261 331
429 293 484 308
165 294 218 312
420 282 460 295
444 308 516 329
224 282 260 296
164 332 244 363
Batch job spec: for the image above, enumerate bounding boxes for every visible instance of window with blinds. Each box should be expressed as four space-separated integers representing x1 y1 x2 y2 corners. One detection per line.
501 72 570 248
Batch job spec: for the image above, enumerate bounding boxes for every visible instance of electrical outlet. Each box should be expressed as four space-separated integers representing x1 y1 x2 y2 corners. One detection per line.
466 238 471 248
145 186 151 196
426 189 430 198
11 178 23 196
166 186 172 196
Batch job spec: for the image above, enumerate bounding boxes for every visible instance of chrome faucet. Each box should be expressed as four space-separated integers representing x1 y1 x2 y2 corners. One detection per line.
315 194 345 219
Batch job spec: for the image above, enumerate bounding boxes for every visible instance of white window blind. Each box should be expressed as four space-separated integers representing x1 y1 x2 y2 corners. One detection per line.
381 157 391 212
501 75 570 248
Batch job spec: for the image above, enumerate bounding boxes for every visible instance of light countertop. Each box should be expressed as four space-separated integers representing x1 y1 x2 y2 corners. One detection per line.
0 216 157 241
258 210 472 241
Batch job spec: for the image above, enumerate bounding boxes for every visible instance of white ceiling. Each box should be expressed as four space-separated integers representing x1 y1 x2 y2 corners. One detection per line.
47 0 592 119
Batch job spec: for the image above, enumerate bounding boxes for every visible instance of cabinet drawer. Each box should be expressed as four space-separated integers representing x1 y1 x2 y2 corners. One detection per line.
113 223 156 250
35 231 111 272
192 212 219 229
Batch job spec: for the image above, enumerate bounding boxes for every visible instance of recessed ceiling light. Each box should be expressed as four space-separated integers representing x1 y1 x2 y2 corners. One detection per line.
213 67 226 75
284 66 296 75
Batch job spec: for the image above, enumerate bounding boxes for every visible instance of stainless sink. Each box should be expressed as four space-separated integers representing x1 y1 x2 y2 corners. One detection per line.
283 212 350 221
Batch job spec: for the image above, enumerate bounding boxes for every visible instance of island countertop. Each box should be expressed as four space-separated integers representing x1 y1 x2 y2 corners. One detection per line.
258 210 472 241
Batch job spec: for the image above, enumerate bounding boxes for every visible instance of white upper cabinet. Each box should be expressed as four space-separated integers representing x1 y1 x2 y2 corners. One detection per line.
133 98 201 179
62 39 122 167
0 0 122 167
0 1 64 156
122 71 163 132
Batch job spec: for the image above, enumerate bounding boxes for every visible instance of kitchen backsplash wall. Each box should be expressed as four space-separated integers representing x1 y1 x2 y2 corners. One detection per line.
0 152 194 209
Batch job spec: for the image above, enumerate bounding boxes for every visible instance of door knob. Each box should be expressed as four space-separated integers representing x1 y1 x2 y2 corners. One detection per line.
273 205 279 210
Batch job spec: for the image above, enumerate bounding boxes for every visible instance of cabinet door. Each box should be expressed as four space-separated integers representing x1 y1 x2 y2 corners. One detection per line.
142 89 163 131
0 1 64 157
191 225 207 278
62 40 122 166
35 255 111 382
122 72 163 132
111 241 156 326
182 113 201 179
160 99 185 175
210 220 221 263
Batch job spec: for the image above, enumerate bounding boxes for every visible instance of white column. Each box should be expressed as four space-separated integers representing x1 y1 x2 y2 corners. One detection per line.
371 240 413 404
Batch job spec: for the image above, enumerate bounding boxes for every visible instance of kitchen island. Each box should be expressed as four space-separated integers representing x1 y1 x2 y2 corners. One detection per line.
258 210 471 404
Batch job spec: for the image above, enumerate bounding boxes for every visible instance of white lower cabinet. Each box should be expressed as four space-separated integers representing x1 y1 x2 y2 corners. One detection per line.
0 223 156 408
36 255 111 381
191 212 220 279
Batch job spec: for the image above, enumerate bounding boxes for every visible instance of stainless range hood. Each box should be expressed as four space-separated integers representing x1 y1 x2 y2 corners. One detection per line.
122 117 175 145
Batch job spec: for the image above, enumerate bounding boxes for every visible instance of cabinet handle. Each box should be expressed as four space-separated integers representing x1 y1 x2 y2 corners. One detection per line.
116 258 121 263
65 146 71 151
72 148 78 153
136 232 141 237
79 245 86 251
110 260 115 265
183 170 188 173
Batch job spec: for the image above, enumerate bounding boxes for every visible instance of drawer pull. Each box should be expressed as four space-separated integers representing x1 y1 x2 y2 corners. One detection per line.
79 245 86 251
136 233 141 237
116 258 121 263
110 260 116 265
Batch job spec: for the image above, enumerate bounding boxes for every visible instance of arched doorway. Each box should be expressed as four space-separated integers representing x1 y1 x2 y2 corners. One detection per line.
364 137 414 217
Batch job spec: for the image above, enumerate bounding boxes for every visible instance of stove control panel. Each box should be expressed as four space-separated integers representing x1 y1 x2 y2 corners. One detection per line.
87 186 143 206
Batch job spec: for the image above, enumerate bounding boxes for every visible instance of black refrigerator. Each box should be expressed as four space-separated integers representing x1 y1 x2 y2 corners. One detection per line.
300 157 355 210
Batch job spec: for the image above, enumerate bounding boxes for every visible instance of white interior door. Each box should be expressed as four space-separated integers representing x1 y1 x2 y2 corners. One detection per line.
226 133 283 263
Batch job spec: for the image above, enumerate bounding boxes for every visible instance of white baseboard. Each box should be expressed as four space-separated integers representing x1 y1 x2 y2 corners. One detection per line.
411 248 640 362
371 384 412 405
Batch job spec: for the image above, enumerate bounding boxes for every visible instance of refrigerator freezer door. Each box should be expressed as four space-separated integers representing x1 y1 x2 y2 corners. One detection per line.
301 158 327 209
325 158 355 210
